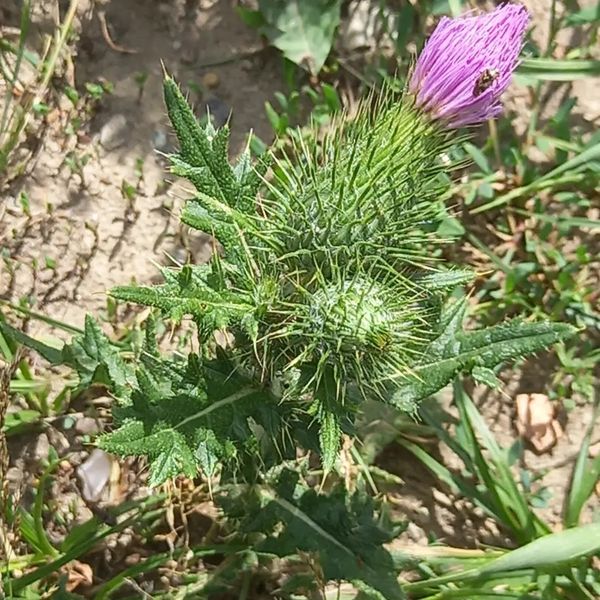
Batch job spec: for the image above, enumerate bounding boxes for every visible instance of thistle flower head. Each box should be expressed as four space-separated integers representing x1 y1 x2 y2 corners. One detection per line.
409 3 529 128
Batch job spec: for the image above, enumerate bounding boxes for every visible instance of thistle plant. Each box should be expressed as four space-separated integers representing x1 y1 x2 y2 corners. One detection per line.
7 4 574 487
94 2 575 477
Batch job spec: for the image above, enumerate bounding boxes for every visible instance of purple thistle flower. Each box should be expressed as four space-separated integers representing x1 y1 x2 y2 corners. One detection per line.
409 3 529 128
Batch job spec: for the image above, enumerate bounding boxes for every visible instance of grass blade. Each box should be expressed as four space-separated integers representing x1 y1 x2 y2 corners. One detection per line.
472 141 600 213
516 57 600 81
480 523 600 574
564 392 600 527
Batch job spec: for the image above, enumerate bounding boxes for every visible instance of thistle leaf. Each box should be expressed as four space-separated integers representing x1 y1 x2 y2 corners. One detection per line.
220 470 405 598
110 264 251 336
163 75 261 215
419 269 475 290
163 76 235 202
99 349 295 486
319 408 341 475
391 320 577 405
63 315 133 396
0 316 133 397
472 365 501 389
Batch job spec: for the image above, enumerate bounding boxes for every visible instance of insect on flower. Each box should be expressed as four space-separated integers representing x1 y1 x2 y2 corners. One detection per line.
409 3 529 128
473 68 500 97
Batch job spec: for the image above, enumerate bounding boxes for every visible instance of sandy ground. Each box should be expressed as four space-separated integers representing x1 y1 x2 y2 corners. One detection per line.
1 0 282 333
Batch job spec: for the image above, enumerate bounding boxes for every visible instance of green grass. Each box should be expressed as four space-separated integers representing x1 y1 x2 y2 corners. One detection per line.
0 0 80 182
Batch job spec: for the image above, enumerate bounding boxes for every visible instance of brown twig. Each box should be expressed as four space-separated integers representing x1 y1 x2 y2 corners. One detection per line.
97 10 138 55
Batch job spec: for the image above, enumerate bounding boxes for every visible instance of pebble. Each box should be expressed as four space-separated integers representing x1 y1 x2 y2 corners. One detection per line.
33 433 50 462
5 466 24 485
125 552 141 565
47 427 70 453
99 114 128 150
202 72 220 89
74 416 101 436
77 448 112 502
59 459 73 472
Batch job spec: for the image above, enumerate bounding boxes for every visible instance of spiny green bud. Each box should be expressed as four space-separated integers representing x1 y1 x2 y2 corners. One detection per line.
267 275 435 407
263 99 450 274
307 278 422 356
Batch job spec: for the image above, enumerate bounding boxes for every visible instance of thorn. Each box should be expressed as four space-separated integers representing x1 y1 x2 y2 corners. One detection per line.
160 59 169 78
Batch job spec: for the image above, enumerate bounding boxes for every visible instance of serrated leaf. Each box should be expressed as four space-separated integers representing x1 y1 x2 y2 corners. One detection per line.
163 77 236 202
426 296 467 361
163 76 261 215
391 321 576 405
100 334 295 486
195 433 219 478
149 439 198 487
110 264 251 333
419 269 475 290
1 316 133 397
62 315 134 396
221 472 405 598
258 0 341 74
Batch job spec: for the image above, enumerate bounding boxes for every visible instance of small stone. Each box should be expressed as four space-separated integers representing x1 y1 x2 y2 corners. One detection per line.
125 553 141 565
33 433 50 462
75 416 101 436
99 114 128 150
5 467 24 485
47 428 70 454
69 451 84 466
59 459 72 471
77 449 112 502
117 531 133 548
202 72 220 89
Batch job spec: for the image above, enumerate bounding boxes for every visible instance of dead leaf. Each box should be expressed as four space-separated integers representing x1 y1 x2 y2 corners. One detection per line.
515 393 563 454
61 560 93 592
